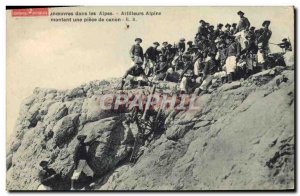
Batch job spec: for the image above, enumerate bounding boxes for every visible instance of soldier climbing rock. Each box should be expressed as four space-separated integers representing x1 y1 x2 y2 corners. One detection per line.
38 161 61 190
71 135 97 190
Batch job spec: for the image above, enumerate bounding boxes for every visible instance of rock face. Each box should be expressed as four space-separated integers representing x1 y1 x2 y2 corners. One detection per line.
7 68 294 190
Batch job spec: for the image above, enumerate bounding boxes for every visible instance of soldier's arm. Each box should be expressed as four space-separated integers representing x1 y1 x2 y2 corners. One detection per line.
267 30 272 40
129 45 135 58
246 18 251 29
203 62 209 78
144 48 150 60
236 43 241 58
141 47 144 61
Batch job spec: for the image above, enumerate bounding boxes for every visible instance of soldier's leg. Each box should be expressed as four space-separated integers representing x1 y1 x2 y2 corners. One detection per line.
179 77 188 93
199 75 213 91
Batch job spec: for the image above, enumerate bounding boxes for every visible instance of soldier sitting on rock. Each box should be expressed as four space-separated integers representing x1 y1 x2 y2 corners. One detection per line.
120 64 150 90
154 53 169 81
194 52 219 95
38 160 61 190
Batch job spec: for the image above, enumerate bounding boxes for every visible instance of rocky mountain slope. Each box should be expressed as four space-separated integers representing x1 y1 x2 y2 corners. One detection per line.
7 66 294 190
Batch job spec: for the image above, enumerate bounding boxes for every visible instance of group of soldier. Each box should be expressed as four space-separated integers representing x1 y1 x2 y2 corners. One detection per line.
120 10 291 94
37 10 293 191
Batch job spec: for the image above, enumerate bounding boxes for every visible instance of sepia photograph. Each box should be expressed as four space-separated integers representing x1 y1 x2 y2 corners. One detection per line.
6 6 295 191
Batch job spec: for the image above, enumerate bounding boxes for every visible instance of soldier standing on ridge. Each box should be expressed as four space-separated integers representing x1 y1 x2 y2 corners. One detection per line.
129 38 144 66
224 35 241 83
257 20 272 69
236 11 250 33
197 20 207 38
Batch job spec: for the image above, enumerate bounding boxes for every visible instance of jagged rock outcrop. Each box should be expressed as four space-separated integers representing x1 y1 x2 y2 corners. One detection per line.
7 68 294 190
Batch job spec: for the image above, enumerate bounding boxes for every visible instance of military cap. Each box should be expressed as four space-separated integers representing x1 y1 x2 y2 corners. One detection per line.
225 23 231 28
39 160 49 167
77 134 87 140
217 23 223 27
135 38 142 42
153 42 160 46
237 11 245 15
199 19 205 23
209 25 214 29
162 41 168 45
180 38 186 42
232 23 237 27
187 41 193 45
262 20 271 27
282 38 288 42
250 26 255 30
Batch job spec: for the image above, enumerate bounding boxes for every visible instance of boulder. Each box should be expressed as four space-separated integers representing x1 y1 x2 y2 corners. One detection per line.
53 114 80 147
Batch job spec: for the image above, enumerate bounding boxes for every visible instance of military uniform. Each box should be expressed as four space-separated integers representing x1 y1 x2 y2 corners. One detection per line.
38 166 60 190
177 41 186 53
145 46 159 62
72 139 94 181
224 38 241 82
144 45 159 76
237 17 250 32
197 25 208 39
130 44 144 65
154 60 169 80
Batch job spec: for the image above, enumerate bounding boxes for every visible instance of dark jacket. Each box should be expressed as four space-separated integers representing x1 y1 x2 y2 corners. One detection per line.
218 48 228 65
145 46 159 61
237 17 251 32
177 42 186 53
198 26 208 38
258 28 272 48
156 61 169 74
243 39 258 55
73 139 96 168
203 59 218 75
130 44 144 59
227 42 241 57
39 168 58 187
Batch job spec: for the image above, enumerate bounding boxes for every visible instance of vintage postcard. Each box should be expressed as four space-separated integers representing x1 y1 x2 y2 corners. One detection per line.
6 6 295 191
